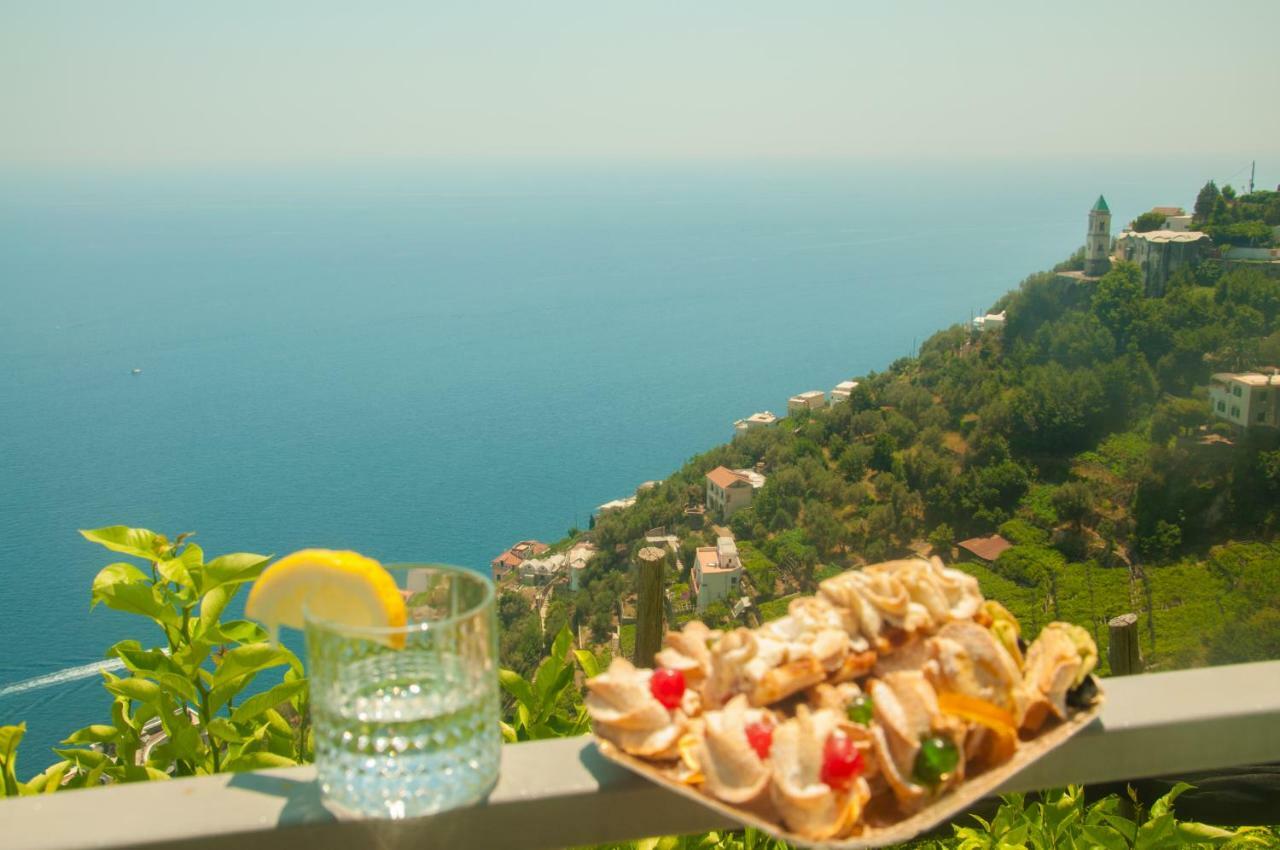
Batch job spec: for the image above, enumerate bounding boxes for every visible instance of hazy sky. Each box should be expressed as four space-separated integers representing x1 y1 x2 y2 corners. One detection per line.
3 1 1278 167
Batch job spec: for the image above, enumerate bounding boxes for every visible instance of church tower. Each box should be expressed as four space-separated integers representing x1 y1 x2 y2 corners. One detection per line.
1084 195 1112 277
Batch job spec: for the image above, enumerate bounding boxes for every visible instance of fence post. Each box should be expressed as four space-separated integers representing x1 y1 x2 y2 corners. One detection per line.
635 546 667 667
1108 612 1143 676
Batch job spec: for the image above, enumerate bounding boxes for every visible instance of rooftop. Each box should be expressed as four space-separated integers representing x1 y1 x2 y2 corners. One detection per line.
790 390 825 401
695 545 738 574
706 466 750 489
1120 229 1208 244
1212 371 1280 387
1092 194 1109 213
957 533 1013 562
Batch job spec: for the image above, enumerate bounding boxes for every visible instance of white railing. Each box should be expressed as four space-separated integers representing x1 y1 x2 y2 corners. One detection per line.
4 660 1280 850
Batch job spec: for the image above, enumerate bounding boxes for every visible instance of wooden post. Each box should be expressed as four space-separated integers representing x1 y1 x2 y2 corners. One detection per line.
1108 613 1143 676
635 546 666 667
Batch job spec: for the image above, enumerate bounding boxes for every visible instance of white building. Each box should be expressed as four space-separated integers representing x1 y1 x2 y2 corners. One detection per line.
1209 372 1280 430
830 380 860 404
692 536 744 610
787 390 827 414
519 553 567 586
705 466 765 519
734 410 779 433
972 311 1006 333
567 542 597 591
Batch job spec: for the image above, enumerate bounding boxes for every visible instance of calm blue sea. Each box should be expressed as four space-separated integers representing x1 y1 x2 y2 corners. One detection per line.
0 157 1249 765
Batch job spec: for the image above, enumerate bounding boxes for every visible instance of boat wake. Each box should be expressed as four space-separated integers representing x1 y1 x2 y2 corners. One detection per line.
0 658 127 698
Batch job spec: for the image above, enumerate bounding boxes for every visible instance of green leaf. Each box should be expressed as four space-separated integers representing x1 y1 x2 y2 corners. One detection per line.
93 579 181 628
222 751 296 772
26 761 71 795
230 679 307 724
154 672 199 704
105 677 163 705
197 585 234 637
1149 782 1193 820
498 668 536 710
60 725 120 745
573 648 601 678
211 643 289 688
201 553 271 594
206 718 246 744
0 723 25 797
550 623 573 663
166 725 204 764
53 748 110 770
204 619 268 645
80 526 167 561
91 563 149 608
209 643 289 712
1080 824 1132 850
157 556 194 588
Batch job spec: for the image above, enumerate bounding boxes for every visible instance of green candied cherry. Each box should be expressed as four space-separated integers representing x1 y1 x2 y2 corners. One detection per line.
913 735 959 786
846 694 873 725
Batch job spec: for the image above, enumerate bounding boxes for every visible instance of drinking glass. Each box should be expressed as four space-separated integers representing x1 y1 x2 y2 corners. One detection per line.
304 564 499 819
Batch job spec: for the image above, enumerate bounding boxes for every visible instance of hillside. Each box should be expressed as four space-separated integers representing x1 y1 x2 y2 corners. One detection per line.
499 184 1280 678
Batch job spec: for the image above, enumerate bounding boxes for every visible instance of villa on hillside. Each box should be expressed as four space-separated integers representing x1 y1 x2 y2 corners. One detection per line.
491 539 549 581
692 536 744 610
1209 371 1280 431
972 311 1006 333
705 466 766 519
734 410 779 433
787 390 827 414
831 380 859 404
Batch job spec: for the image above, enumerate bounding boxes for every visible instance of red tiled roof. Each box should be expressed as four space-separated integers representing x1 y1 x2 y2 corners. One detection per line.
706 466 749 489
957 534 1013 562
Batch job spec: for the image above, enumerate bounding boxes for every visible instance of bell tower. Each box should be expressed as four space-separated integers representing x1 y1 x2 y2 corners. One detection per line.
1084 194 1112 277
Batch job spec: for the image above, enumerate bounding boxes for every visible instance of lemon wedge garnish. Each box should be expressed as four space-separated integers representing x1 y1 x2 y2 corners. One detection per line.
245 549 407 640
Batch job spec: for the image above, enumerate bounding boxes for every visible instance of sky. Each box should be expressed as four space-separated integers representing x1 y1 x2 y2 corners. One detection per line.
2 0 1279 168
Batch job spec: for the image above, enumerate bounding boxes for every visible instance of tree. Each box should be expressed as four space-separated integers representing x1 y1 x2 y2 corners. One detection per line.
1051 481 1095 535
1193 180 1221 225
928 523 955 560
870 433 897 472
1131 210 1167 232
1092 261 1146 340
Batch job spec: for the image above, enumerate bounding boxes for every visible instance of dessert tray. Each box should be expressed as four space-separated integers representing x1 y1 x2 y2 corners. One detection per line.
585 556 1104 849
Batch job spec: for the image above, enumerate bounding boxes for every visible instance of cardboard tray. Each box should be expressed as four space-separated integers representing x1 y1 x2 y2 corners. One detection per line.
595 680 1104 849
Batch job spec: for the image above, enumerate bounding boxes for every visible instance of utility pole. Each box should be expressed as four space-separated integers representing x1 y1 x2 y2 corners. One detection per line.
1248 160 1256 195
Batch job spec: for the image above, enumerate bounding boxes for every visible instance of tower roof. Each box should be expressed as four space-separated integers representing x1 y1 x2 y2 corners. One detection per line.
1092 195 1110 213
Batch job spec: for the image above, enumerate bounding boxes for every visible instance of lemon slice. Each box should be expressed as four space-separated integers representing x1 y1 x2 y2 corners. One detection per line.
245 549 408 639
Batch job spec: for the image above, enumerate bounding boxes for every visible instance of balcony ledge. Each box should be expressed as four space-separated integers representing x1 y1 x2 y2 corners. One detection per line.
4 660 1280 850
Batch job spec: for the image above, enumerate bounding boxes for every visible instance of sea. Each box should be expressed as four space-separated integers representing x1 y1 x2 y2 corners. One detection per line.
0 156 1257 764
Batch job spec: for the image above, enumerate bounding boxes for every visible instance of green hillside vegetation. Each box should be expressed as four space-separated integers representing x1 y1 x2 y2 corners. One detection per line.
1193 181 1279 247
514 200 1280 679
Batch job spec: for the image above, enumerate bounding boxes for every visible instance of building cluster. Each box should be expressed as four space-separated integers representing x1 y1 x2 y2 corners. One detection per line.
733 381 861 434
490 538 598 589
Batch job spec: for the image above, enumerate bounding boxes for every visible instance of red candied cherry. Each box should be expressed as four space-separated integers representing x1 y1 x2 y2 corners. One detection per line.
820 733 865 789
744 721 773 760
649 668 686 709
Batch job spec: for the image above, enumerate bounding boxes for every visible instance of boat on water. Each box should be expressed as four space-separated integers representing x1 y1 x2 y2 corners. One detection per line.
131 368 142 375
